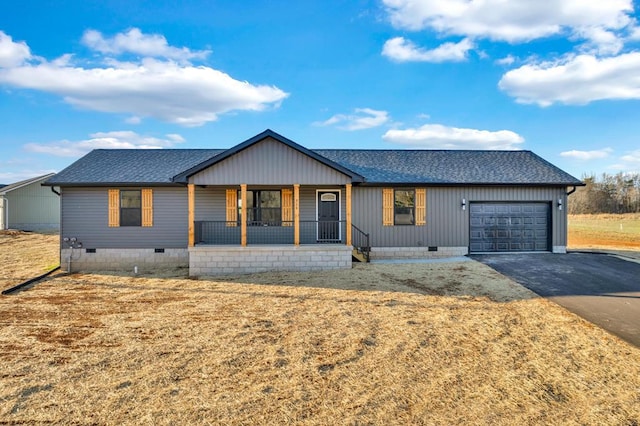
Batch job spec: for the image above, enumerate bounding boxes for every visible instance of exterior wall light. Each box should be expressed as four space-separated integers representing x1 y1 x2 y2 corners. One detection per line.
462 198 467 210
558 198 563 210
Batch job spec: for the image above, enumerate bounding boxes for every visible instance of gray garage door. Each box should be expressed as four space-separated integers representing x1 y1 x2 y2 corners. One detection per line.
469 202 550 253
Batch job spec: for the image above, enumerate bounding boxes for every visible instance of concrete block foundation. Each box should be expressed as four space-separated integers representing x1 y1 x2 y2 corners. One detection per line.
189 245 353 276
60 248 188 273
369 246 468 260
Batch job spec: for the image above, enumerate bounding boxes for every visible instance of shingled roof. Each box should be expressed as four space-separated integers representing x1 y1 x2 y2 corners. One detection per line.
1 173 56 194
45 149 223 186
44 131 582 187
315 149 582 185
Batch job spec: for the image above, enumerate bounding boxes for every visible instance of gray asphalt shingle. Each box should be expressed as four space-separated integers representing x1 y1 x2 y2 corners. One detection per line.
314 149 582 185
45 146 582 186
46 149 223 185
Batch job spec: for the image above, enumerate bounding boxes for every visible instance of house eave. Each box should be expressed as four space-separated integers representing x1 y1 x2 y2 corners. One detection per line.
41 182 185 188
356 181 585 187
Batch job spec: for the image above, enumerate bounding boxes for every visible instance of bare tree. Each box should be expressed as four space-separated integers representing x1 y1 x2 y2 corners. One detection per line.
568 173 640 214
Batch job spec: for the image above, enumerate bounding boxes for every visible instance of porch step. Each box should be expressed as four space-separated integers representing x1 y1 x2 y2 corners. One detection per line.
352 248 368 263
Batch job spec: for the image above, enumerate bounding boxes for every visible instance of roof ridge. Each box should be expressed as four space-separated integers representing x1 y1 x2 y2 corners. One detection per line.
313 148 533 153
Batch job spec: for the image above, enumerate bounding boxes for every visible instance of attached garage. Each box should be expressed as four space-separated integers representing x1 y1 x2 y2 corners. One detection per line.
469 202 550 253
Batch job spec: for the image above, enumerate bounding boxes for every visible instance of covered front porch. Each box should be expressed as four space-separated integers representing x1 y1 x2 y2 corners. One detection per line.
187 183 355 247
185 183 369 276
173 130 368 275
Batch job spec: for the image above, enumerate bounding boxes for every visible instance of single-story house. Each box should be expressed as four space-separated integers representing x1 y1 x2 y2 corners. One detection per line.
1 173 60 231
44 129 583 275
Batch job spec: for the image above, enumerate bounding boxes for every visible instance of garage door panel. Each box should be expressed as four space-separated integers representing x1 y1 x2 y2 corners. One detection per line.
470 202 550 253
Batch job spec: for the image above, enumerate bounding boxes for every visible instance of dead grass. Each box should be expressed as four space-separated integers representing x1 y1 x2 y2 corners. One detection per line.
0 230 59 291
1 234 640 424
569 213 640 251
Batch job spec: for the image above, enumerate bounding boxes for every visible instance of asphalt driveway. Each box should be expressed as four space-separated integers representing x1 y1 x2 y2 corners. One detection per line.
472 252 640 347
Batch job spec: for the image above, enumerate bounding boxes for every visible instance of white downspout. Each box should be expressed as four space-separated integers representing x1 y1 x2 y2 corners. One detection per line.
1 196 7 230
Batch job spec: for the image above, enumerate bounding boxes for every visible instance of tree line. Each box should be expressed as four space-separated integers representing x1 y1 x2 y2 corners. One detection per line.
568 172 640 214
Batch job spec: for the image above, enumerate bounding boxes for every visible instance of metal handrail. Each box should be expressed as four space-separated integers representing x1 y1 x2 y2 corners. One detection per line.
351 224 370 262
194 220 347 245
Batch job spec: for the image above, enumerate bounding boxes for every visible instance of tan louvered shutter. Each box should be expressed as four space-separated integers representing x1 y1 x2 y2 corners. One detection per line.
382 188 394 226
108 189 120 227
226 189 238 227
281 189 293 226
141 188 153 227
415 188 426 226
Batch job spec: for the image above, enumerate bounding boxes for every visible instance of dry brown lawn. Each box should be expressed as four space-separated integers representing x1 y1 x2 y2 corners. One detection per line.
0 230 59 291
1 234 640 424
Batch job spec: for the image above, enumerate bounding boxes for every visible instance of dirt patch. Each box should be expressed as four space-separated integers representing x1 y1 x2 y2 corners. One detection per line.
568 213 640 251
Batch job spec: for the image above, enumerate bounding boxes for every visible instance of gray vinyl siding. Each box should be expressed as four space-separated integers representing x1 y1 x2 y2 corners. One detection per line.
2 181 59 230
61 187 188 248
191 138 351 186
352 186 568 248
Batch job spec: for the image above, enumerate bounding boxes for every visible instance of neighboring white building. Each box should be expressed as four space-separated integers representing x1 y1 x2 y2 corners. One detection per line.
0 173 59 231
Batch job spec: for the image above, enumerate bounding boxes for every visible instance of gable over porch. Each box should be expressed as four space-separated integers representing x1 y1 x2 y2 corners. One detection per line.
173 130 366 275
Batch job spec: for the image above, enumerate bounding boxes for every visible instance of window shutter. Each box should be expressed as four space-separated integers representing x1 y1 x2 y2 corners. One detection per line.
108 189 120 227
282 188 293 226
226 189 238 227
382 188 394 226
141 188 153 227
415 188 426 226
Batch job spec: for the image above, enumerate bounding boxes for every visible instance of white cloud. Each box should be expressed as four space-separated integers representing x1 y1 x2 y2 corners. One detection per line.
629 26 640 40
495 55 516 66
608 149 640 172
125 116 142 124
560 148 613 160
499 53 640 106
382 124 524 149
24 131 186 157
620 150 640 164
81 28 210 62
314 108 389 131
382 0 633 44
0 30 288 126
575 27 624 55
0 31 31 68
382 37 473 62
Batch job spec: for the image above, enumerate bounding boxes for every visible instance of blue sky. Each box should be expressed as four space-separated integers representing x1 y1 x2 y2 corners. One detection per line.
2 0 640 183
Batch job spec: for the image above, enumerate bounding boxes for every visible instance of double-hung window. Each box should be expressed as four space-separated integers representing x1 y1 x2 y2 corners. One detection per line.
394 189 415 225
120 190 142 226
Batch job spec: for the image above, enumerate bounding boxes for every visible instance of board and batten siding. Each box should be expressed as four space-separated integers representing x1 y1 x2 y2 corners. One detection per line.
351 186 568 248
2 182 60 230
351 187 428 247
61 187 188 248
190 138 351 186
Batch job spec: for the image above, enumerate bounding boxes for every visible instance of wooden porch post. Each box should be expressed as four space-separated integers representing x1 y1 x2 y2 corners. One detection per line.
188 183 195 247
294 184 300 245
346 183 352 246
241 184 247 246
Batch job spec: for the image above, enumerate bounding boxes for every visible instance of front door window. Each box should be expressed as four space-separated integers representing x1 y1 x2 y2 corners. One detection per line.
317 191 340 242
